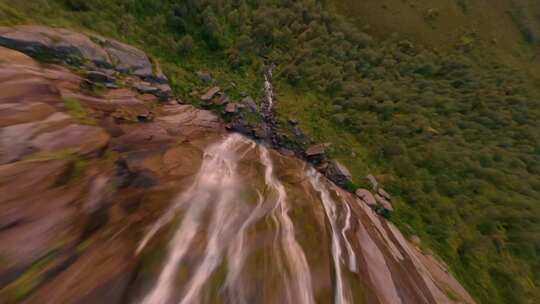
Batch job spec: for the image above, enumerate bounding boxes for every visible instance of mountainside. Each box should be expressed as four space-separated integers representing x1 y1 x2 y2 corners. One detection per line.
0 1 539 303
0 28 475 304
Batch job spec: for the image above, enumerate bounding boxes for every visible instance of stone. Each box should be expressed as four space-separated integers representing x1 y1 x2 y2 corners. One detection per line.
367 174 378 190
355 189 377 207
133 82 159 95
97 37 153 78
0 25 110 66
225 102 239 113
411 235 421 246
306 144 325 156
213 93 229 105
378 188 392 201
87 71 115 84
375 194 394 211
324 160 352 187
242 96 257 111
0 25 158 80
200 86 220 101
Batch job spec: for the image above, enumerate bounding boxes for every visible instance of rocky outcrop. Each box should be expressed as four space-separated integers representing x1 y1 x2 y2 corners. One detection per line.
0 43 222 302
324 159 352 187
0 26 474 304
0 25 173 103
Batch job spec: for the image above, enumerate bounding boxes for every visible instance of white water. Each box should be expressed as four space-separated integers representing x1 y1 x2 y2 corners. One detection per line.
138 134 250 304
340 196 358 273
307 168 352 304
259 146 315 304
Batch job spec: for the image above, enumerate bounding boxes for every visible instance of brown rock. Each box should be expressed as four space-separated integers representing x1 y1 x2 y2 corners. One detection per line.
355 188 377 207
31 124 110 156
375 193 394 211
378 188 392 201
225 102 238 113
0 102 56 127
200 86 220 101
306 144 325 156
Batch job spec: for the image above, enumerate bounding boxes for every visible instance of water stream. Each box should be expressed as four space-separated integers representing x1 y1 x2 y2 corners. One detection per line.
134 133 473 304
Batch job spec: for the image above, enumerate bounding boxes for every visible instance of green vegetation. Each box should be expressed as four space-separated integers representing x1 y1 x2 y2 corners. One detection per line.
1 0 539 303
62 96 96 125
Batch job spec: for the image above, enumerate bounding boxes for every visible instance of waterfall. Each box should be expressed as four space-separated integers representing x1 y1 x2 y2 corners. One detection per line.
137 134 252 304
259 146 315 304
306 168 353 304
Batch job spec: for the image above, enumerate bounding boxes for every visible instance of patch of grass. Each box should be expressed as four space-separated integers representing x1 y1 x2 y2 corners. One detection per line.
0 256 51 303
62 96 96 125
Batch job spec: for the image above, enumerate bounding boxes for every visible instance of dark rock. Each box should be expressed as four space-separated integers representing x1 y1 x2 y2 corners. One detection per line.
242 96 257 111
87 71 115 84
154 83 172 101
288 117 299 125
355 189 377 207
324 160 352 187
200 86 220 101
130 169 159 188
133 82 159 95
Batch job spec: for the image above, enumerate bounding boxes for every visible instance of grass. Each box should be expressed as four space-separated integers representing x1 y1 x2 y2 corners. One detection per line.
62 96 96 125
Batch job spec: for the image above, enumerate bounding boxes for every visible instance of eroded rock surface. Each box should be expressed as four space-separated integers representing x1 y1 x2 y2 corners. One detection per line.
0 27 475 304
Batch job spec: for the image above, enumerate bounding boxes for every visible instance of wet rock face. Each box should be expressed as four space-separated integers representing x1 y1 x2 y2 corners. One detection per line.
0 28 475 304
0 41 222 303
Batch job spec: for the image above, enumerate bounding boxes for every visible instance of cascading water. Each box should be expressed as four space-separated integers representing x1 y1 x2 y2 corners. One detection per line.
137 134 252 304
134 133 476 304
259 146 315 304
306 168 354 304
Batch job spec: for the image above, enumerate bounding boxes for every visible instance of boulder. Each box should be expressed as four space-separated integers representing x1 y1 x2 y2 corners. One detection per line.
0 25 110 66
306 144 326 164
375 194 394 211
355 189 377 207
378 188 392 201
324 160 352 187
132 82 159 95
213 93 229 105
94 36 153 78
242 96 257 111
0 25 157 80
225 102 239 113
87 71 115 84
367 174 379 190
200 86 220 101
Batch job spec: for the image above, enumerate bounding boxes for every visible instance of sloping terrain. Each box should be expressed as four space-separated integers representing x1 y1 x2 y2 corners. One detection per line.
0 27 476 304
0 1 539 303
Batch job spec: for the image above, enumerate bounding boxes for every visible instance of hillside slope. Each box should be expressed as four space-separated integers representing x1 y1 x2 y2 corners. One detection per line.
0 1 539 303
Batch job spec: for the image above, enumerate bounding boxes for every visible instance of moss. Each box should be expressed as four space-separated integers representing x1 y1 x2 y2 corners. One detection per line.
0 257 51 303
62 96 96 125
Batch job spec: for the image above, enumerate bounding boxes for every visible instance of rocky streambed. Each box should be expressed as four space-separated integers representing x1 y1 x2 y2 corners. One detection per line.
0 26 475 304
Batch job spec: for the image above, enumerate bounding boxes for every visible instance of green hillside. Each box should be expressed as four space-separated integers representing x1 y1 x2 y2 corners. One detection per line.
0 0 538 303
